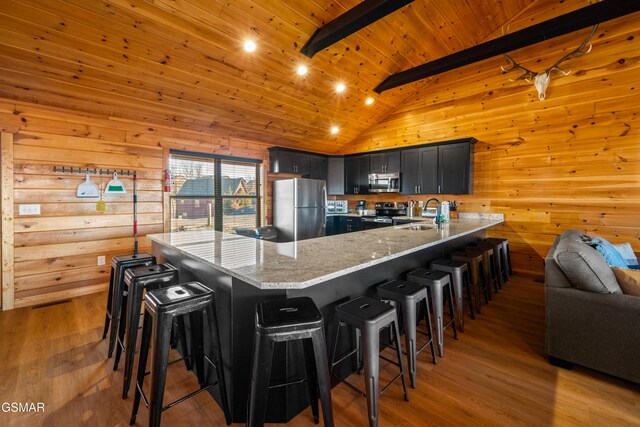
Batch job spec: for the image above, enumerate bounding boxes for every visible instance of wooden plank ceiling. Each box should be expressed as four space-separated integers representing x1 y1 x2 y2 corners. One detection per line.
0 0 558 153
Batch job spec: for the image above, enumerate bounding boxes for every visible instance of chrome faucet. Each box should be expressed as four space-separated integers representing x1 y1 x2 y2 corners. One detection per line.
425 198 442 229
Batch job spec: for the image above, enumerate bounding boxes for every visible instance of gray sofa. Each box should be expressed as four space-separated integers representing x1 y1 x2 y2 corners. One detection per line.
545 229 640 384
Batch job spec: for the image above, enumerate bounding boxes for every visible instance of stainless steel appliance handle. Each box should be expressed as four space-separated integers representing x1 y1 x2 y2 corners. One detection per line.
322 186 327 228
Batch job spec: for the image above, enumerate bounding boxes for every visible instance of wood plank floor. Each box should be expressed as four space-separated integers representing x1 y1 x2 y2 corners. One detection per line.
0 275 638 426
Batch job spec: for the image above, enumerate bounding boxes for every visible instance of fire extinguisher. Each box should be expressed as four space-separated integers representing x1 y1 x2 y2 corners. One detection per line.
164 169 171 193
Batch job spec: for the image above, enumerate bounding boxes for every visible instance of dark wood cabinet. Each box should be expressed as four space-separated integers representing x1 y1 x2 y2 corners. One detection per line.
269 138 474 198
337 216 363 233
438 142 473 194
308 155 327 181
420 146 438 194
400 140 474 195
345 155 369 195
401 146 436 194
269 147 325 179
327 157 345 195
369 151 400 174
325 216 337 236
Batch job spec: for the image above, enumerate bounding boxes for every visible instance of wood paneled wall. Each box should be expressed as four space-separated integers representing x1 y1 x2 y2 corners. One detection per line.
338 12 640 276
0 99 271 309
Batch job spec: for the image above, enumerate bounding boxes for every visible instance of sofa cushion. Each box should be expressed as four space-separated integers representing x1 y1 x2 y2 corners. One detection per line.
611 267 640 297
590 236 628 268
553 234 622 294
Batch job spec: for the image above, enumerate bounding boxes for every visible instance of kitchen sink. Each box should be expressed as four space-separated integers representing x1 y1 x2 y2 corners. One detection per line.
396 223 436 231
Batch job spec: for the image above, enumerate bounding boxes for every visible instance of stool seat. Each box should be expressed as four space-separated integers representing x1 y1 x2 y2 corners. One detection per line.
145 282 212 314
256 297 323 335
336 296 397 328
378 279 426 298
249 297 333 427
406 269 450 282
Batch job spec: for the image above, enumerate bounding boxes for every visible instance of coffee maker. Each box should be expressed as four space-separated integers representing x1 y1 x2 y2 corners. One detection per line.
356 200 366 215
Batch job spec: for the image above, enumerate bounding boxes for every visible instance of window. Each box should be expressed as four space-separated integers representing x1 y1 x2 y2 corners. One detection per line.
169 151 262 233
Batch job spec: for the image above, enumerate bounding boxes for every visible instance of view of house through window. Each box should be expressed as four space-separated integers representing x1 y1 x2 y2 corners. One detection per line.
169 152 262 233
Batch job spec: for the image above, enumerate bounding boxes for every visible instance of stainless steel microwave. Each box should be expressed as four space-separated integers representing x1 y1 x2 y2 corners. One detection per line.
368 172 400 193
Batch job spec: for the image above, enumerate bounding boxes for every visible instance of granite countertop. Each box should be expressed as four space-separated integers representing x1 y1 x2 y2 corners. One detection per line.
147 217 503 290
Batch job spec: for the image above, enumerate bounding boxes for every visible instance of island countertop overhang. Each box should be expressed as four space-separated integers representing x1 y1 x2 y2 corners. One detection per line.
147 216 503 290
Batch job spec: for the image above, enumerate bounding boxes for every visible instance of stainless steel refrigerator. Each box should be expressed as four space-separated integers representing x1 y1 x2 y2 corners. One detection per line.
273 178 327 242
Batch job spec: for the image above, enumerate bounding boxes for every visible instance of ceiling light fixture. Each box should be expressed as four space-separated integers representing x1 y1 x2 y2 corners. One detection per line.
243 40 257 52
297 65 308 76
365 97 374 105
330 126 340 135
335 83 346 93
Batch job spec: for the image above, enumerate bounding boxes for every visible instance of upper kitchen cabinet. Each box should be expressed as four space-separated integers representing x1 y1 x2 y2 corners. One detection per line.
400 139 475 195
269 147 326 180
438 141 474 194
308 155 327 182
345 154 369 195
369 151 400 174
327 156 345 195
401 146 437 195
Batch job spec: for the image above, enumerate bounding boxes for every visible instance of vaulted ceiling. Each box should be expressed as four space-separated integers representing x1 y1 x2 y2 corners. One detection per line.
0 0 593 153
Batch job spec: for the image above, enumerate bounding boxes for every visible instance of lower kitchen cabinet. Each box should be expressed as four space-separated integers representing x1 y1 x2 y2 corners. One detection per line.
325 216 337 236
339 216 363 233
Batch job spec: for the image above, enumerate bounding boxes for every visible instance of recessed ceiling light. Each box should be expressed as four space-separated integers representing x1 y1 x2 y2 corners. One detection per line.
297 65 308 76
335 83 346 93
243 40 257 52
330 126 340 135
365 97 374 105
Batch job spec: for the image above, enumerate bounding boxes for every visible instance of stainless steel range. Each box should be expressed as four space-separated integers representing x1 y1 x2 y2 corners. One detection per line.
361 202 407 229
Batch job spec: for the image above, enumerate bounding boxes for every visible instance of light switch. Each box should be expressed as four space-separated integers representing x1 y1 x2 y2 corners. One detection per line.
19 204 41 215
97 256 106 266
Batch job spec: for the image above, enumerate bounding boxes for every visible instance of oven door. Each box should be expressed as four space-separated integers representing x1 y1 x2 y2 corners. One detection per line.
368 173 400 193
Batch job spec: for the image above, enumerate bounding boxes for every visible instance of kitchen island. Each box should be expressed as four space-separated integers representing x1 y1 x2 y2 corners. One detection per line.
147 216 502 422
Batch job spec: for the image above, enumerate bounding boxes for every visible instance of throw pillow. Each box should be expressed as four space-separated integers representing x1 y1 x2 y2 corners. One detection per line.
611 267 640 297
590 236 628 268
613 242 639 266
553 235 622 294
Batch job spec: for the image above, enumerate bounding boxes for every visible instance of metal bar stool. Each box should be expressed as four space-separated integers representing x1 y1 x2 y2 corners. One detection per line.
451 250 490 312
484 238 511 282
478 239 508 287
377 279 437 389
130 282 231 427
113 263 183 399
247 297 333 427
468 243 500 293
429 259 475 332
330 296 409 427
103 253 156 358
406 269 458 357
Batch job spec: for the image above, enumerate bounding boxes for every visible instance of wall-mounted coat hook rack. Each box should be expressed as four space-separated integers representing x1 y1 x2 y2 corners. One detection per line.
53 166 136 176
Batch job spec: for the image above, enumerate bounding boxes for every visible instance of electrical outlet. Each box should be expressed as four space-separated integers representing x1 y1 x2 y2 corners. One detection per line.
97 256 106 266
19 204 41 215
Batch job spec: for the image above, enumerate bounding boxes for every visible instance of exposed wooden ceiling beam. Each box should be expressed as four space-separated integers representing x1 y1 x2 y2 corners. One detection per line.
300 0 414 58
374 0 640 93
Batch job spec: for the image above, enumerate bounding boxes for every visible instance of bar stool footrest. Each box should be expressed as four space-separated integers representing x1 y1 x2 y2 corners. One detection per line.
267 377 307 390
330 348 359 369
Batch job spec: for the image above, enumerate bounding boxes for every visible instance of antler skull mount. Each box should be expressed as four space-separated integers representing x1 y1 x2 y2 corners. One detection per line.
501 24 599 101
